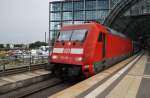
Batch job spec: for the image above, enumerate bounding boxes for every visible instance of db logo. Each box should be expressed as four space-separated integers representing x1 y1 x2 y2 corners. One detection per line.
63 48 71 54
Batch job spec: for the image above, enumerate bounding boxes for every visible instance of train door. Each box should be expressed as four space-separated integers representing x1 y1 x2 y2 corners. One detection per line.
98 32 106 58
94 32 106 73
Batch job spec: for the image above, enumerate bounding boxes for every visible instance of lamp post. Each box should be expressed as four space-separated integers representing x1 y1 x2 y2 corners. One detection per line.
45 32 47 43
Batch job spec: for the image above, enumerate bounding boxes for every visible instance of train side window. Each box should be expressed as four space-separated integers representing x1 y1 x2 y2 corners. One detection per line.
98 32 103 42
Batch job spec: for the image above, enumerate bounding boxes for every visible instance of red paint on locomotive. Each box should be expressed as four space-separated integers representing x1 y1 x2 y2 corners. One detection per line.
50 22 133 77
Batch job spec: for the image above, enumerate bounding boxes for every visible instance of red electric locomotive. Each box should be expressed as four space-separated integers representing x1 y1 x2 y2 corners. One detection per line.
50 22 133 78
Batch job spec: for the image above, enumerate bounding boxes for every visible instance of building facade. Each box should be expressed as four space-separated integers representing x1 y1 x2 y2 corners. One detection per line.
49 0 121 40
49 0 150 41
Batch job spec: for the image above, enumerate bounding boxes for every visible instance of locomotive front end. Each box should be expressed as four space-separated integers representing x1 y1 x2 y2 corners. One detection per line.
51 29 87 65
50 25 90 78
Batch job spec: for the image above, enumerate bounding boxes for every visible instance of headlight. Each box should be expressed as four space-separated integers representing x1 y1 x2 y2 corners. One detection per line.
75 57 83 61
52 55 58 59
84 65 89 69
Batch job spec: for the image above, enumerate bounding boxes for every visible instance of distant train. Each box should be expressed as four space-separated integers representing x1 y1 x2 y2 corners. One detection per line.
50 22 133 78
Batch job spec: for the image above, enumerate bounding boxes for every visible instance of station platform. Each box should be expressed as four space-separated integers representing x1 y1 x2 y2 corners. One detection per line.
0 69 51 95
49 52 149 98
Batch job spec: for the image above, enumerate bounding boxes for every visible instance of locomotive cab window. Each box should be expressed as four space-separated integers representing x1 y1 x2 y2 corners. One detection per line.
58 29 88 42
58 31 72 41
71 29 88 41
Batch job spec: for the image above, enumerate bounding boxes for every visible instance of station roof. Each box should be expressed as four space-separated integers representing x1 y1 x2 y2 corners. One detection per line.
104 0 150 48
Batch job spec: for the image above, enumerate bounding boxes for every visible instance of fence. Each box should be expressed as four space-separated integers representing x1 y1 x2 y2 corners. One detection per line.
0 54 49 76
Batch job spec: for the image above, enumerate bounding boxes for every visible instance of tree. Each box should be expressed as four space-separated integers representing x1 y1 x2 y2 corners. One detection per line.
6 44 10 49
14 44 24 48
29 41 48 49
0 44 4 48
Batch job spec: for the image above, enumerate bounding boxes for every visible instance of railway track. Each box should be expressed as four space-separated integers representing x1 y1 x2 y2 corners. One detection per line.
0 73 77 98
0 77 64 98
0 63 47 76
21 78 78 98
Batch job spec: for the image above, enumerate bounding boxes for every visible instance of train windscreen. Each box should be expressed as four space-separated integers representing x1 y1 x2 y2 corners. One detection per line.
58 31 72 41
58 29 87 41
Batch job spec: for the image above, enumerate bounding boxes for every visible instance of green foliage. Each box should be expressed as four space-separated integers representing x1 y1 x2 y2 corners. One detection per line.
29 41 48 49
0 44 4 48
6 44 10 48
14 44 24 48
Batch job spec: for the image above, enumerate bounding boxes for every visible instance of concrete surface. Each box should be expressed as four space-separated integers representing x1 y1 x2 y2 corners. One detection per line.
0 69 51 94
104 53 147 98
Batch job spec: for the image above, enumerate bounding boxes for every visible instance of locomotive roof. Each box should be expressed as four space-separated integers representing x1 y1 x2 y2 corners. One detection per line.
61 22 129 39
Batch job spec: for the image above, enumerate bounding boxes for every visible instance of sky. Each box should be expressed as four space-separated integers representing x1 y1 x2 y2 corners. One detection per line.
0 0 50 44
